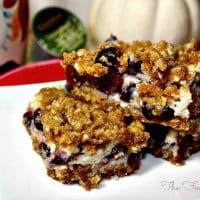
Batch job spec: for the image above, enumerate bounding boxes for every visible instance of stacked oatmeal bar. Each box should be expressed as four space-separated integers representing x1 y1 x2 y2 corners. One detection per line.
61 37 200 165
23 37 200 190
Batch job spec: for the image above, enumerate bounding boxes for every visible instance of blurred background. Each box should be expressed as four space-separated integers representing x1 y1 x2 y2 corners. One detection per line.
0 0 199 76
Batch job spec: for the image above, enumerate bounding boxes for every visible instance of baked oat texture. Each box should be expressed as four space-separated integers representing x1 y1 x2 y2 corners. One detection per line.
23 38 200 189
23 87 149 190
61 39 200 131
68 85 200 165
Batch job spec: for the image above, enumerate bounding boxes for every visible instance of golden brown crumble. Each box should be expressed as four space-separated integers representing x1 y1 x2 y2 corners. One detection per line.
32 87 149 152
61 39 200 131
61 39 200 85
47 160 138 190
71 85 189 131
62 50 108 77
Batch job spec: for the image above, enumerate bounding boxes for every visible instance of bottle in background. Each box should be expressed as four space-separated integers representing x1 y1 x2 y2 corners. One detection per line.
0 0 29 74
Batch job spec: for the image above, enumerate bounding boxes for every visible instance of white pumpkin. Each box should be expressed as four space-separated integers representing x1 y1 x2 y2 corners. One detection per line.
88 0 200 45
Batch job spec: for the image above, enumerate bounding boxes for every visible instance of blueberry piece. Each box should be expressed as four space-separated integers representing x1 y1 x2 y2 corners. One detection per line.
105 34 118 42
94 46 124 94
33 108 43 131
127 59 142 75
142 103 174 121
143 123 169 147
120 84 135 102
95 47 119 69
39 142 51 157
124 115 134 125
142 103 153 120
65 84 72 93
23 111 33 127
159 107 174 120
50 156 65 165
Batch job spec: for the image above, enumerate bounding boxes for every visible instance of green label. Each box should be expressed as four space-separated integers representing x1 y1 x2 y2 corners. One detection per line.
33 8 87 56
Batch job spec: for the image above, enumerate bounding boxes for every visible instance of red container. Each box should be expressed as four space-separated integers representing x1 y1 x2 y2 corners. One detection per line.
0 59 65 86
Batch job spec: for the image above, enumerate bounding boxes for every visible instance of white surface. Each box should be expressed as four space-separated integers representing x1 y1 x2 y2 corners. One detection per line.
0 81 200 200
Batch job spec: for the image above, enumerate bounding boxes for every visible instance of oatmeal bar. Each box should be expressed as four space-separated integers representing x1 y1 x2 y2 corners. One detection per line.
143 119 200 165
64 85 200 165
61 37 200 131
23 87 149 190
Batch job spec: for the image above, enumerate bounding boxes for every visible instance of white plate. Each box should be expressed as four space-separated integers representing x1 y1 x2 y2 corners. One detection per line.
0 81 200 200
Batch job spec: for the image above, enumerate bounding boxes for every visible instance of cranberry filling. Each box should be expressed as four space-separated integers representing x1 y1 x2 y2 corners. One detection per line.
64 46 124 94
65 65 82 87
93 46 124 94
95 72 123 94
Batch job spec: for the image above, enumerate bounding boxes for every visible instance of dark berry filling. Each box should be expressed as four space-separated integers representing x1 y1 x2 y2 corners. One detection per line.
176 134 193 162
142 103 152 120
142 103 174 121
64 46 125 94
33 108 43 131
65 83 72 93
40 142 51 157
127 153 141 170
189 79 200 118
105 143 127 160
120 84 135 102
95 47 119 68
111 143 127 155
144 123 169 148
94 47 124 93
23 111 33 127
50 155 66 165
124 115 134 125
93 47 123 94
95 72 123 94
160 107 175 120
65 65 82 87
127 59 142 75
